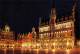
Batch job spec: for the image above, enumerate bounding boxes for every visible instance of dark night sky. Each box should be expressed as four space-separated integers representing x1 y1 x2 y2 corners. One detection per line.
0 0 80 38
0 0 50 33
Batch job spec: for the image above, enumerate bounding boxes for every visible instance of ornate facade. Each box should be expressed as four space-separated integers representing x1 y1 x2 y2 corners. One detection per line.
0 25 15 48
0 25 14 40
37 0 76 50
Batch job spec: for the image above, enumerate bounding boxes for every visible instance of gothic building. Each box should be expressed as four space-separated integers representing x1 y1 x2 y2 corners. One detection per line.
38 0 77 50
0 25 15 48
0 25 14 40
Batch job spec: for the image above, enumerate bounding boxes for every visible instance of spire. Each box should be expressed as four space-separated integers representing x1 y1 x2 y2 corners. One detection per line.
39 17 41 26
50 0 56 25
72 0 77 20
51 8 56 17
51 0 56 18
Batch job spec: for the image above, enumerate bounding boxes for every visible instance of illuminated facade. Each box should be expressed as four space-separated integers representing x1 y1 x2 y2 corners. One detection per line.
0 25 15 48
0 25 14 40
0 0 77 52
53 20 75 50
39 25 50 39
37 25 50 49
17 32 32 49
37 0 76 50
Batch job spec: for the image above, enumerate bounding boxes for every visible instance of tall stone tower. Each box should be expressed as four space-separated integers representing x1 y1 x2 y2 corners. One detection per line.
50 3 56 25
71 0 77 21
50 0 56 38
